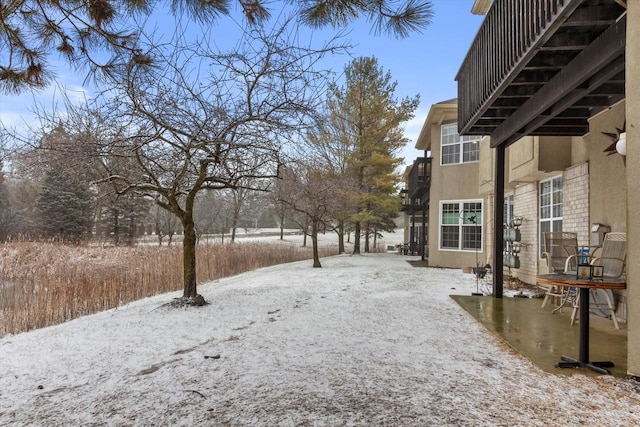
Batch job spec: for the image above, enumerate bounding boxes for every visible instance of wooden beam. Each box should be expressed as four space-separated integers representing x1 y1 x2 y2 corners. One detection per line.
490 15 626 148
459 0 584 135
502 56 624 145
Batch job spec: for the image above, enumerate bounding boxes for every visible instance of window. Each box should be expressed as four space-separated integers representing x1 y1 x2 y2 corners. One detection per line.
504 193 514 226
441 123 481 165
440 200 483 251
504 193 515 254
540 176 562 253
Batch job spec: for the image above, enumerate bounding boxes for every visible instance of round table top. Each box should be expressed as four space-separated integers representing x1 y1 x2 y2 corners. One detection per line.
536 273 626 289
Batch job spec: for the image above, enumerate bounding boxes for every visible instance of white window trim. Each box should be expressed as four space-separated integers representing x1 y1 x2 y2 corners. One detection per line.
539 175 563 253
438 199 484 252
504 192 514 226
539 175 562 223
440 123 482 166
504 192 515 254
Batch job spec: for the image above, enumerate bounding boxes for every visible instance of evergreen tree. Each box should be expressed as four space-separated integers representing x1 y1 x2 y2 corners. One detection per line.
35 169 93 241
0 166 17 241
1 1 433 94
325 56 418 254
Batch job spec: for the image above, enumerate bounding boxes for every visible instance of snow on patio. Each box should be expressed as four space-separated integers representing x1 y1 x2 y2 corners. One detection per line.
1 253 639 426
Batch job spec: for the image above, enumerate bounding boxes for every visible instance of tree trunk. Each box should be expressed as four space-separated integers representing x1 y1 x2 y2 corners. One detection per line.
337 221 345 254
231 213 238 243
373 228 377 251
182 215 199 299
279 209 285 240
113 208 120 246
353 221 361 254
364 223 370 253
311 218 321 268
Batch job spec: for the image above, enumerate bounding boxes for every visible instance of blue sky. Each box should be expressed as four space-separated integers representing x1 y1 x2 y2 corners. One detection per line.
0 0 483 168
335 0 484 164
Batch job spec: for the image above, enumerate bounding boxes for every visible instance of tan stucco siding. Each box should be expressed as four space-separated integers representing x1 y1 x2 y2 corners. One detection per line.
585 102 627 233
538 136 572 173
509 136 572 183
626 0 640 377
428 121 488 269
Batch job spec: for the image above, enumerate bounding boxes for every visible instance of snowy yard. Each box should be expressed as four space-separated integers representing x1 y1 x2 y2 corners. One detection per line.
1 253 639 426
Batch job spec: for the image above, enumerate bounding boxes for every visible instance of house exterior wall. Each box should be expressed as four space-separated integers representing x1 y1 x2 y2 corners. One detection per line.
509 136 537 182
465 0 638 376
480 137 516 195
484 193 494 267
626 0 640 377
478 137 493 195
403 209 410 245
562 162 591 247
539 137 573 174
485 152 590 286
509 136 572 183
585 101 627 233
582 104 628 326
511 183 538 284
427 117 488 269
479 137 520 275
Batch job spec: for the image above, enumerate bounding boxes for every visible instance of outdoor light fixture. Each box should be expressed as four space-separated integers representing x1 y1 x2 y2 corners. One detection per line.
616 132 627 156
602 124 626 165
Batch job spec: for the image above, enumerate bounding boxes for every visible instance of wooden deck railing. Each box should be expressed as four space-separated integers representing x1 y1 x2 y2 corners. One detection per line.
456 0 582 134
407 157 431 200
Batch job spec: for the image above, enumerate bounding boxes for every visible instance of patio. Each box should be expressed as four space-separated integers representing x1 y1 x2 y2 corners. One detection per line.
452 295 628 377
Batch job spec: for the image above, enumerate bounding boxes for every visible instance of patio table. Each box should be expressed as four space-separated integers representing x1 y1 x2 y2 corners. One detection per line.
536 273 626 374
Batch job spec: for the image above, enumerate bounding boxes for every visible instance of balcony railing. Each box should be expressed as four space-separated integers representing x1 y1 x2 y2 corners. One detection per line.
407 157 432 200
399 189 419 212
457 0 582 134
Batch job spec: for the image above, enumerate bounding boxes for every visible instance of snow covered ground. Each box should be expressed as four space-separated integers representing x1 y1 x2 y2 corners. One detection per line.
1 253 639 426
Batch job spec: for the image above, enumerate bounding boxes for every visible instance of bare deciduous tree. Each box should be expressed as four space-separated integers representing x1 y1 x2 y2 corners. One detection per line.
85 21 340 305
278 160 337 267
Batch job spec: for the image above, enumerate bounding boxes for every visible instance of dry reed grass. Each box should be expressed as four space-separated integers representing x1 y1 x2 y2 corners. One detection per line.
0 241 338 337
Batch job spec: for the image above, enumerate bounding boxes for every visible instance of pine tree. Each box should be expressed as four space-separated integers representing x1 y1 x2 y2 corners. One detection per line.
325 56 418 253
1 1 433 94
35 169 93 241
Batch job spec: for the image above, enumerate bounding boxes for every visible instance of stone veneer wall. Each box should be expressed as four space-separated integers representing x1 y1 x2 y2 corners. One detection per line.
563 161 626 323
512 183 538 284
562 162 590 246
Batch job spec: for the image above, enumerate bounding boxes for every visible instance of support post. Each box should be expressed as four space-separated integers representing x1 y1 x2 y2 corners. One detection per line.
493 145 505 298
421 206 427 261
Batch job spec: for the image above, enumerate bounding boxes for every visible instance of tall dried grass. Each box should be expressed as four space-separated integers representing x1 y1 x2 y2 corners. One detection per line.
0 241 338 337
